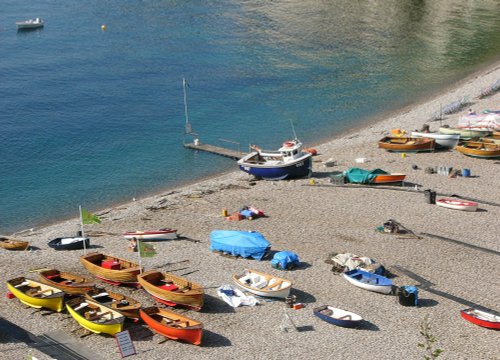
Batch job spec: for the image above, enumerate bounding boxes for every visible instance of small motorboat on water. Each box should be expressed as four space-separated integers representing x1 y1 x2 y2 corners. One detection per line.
237 139 312 180
123 228 178 240
16 18 44 30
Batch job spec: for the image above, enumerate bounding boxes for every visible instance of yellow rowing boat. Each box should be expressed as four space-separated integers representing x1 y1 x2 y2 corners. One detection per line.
7 277 64 312
66 296 125 335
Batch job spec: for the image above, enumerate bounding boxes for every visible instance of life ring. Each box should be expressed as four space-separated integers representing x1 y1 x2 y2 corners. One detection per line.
283 141 295 147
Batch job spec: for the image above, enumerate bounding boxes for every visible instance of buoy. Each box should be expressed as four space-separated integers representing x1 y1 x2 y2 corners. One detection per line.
222 209 228 217
309 179 315 186
401 153 406 158
101 24 107 31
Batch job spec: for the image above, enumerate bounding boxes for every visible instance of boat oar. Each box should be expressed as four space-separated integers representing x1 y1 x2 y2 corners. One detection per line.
389 219 422 239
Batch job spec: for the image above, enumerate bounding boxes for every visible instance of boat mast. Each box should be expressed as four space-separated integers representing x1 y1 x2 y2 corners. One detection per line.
183 78 191 135
290 119 298 140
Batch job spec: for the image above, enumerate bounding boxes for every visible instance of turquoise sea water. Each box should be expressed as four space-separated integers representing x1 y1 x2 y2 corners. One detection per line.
1 1 500 233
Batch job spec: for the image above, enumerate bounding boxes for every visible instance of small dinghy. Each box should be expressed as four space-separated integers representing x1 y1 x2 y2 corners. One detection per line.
123 228 178 241
85 287 141 320
80 252 142 287
66 297 125 335
38 269 95 295
140 306 203 345
232 269 292 299
436 198 478 212
0 236 29 251
7 277 64 312
342 269 393 294
137 271 204 311
216 284 258 307
48 236 90 250
313 305 363 328
16 18 44 30
460 308 500 330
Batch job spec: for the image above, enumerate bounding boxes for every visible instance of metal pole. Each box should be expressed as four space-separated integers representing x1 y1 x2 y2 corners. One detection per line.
79 205 87 255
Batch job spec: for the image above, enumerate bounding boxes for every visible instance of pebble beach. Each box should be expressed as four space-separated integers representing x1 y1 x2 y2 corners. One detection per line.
1 61 499 360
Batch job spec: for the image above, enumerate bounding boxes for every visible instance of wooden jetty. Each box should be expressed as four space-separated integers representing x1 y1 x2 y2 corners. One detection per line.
184 142 246 160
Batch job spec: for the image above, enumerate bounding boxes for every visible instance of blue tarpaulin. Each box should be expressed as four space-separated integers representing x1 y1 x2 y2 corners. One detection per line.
271 251 300 270
209 230 270 260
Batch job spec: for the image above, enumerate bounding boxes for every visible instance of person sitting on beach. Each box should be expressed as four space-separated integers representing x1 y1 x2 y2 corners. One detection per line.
128 237 138 252
467 108 476 115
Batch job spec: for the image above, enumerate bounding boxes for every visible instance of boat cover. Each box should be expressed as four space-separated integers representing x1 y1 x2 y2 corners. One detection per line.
209 230 270 260
344 168 388 184
271 251 300 270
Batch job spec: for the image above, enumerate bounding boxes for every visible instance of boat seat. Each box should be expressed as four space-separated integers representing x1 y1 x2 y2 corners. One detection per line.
338 315 352 320
264 280 283 290
33 288 52 296
252 278 267 289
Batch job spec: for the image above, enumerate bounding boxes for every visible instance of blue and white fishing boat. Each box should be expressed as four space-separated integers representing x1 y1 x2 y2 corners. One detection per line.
313 305 363 328
237 139 312 180
342 269 393 294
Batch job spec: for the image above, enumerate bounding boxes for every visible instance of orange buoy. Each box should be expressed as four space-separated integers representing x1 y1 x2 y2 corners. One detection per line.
283 141 295 147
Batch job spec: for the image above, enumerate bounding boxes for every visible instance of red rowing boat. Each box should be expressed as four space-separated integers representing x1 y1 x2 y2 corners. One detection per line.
372 173 406 184
461 309 500 330
140 307 203 345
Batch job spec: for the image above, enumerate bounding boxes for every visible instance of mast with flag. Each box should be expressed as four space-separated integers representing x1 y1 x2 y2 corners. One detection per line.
136 239 156 274
79 206 101 255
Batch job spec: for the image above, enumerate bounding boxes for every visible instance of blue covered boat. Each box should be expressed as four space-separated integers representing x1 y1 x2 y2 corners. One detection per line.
313 305 363 328
237 139 312 180
342 269 393 294
209 230 270 260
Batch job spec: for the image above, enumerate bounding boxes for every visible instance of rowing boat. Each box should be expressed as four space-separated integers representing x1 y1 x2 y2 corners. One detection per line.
38 269 95 295
66 296 125 335
140 306 203 345
232 269 292 298
123 228 178 241
313 305 363 328
455 141 500 159
137 271 204 310
460 308 500 330
378 136 435 152
80 252 142 287
85 287 141 320
342 269 393 294
7 277 64 312
436 198 478 212
0 236 29 251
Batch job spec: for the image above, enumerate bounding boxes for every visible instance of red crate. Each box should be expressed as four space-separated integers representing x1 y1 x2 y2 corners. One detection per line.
101 260 121 270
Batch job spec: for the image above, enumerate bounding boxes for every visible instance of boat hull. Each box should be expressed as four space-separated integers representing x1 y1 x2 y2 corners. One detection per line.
66 298 124 335
439 127 491 139
411 132 460 148
123 229 178 240
140 307 203 345
39 269 95 295
455 142 500 158
85 288 141 320
372 174 406 184
342 269 392 294
7 277 64 312
460 309 500 330
232 269 292 299
137 271 204 310
436 198 478 212
313 305 363 328
0 236 29 250
238 155 312 180
48 237 90 251
80 252 142 286
378 137 435 152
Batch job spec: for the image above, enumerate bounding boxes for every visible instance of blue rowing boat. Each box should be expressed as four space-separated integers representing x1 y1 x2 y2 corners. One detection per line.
313 305 363 328
343 269 393 294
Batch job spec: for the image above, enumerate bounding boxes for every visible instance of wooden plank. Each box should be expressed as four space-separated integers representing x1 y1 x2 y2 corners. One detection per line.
184 143 246 160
